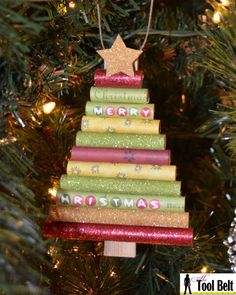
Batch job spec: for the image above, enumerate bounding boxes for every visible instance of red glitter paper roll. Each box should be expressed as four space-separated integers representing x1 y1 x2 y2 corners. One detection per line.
44 221 193 246
94 69 143 88
70 146 171 165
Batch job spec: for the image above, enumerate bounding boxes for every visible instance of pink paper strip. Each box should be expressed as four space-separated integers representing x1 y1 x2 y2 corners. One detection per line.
70 146 171 165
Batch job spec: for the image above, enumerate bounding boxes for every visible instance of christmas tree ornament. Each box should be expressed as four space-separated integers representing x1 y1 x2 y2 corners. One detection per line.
44 35 193 257
44 0 193 258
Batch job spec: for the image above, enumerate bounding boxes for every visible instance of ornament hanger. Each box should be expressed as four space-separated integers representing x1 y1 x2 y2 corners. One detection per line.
96 0 154 50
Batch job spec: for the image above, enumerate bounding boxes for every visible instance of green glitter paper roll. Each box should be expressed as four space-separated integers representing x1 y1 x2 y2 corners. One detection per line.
60 175 181 196
57 190 185 211
76 132 166 150
90 86 149 103
85 101 154 119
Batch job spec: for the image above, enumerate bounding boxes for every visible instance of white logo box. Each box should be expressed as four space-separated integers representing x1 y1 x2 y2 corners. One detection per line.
180 273 236 294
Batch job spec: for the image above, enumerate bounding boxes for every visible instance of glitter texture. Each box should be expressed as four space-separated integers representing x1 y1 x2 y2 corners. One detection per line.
67 161 176 181
48 206 189 228
44 221 193 246
81 116 160 134
94 69 143 88
70 147 171 165
96 35 142 77
90 87 149 104
60 175 181 196
85 101 154 119
76 132 166 150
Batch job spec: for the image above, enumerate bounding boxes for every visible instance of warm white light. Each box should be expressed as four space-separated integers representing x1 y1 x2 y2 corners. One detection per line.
221 0 229 6
48 187 57 197
212 11 221 24
54 260 60 269
69 1 76 8
201 266 208 273
42 101 56 114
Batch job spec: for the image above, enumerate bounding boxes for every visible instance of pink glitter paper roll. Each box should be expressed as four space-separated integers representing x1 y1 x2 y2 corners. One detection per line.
44 221 193 246
70 146 171 165
94 69 143 88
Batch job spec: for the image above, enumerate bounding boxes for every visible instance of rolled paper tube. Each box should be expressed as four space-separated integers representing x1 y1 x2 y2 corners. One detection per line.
85 101 154 119
60 175 181 196
57 190 185 212
70 147 171 165
43 221 193 246
67 161 176 181
76 132 166 150
94 69 143 88
90 86 149 104
81 116 160 135
48 206 189 228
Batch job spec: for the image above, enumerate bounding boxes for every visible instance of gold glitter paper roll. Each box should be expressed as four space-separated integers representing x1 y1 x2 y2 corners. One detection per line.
67 161 176 181
48 205 189 228
81 116 160 134
90 87 149 104
76 132 166 150
60 175 181 196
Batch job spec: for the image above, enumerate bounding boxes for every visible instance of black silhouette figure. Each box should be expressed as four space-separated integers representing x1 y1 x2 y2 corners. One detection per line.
184 274 192 294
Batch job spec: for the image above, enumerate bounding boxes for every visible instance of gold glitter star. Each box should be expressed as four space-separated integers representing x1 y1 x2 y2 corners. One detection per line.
97 35 142 77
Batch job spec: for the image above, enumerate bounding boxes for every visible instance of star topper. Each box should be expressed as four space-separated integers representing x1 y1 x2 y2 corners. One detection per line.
97 34 142 77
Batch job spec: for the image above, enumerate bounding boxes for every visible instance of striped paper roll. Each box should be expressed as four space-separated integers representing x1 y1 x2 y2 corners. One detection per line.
67 161 176 181
76 132 166 150
48 206 189 228
81 116 160 134
60 175 181 196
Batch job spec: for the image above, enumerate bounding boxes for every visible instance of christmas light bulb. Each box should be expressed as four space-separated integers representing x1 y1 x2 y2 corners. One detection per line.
69 1 76 8
48 187 57 197
42 101 56 114
221 0 229 6
201 266 208 273
212 11 221 24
